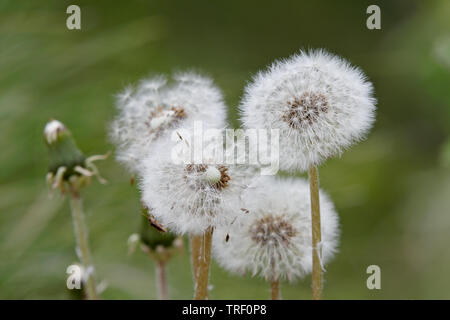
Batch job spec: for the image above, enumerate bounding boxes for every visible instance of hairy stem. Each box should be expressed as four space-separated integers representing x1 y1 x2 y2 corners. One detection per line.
69 188 98 300
156 260 168 300
193 227 214 300
308 165 322 300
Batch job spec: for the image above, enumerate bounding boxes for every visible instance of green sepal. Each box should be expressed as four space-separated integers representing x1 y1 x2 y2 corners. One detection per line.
45 127 86 179
140 213 177 250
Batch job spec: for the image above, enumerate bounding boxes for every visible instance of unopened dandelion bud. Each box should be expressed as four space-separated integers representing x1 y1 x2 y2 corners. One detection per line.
44 119 108 194
44 120 86 180
139 213 182 262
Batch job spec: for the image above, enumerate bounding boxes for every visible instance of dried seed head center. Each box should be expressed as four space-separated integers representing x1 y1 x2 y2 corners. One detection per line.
250 215 297 247
147 106 186 131
185 164 230 190
283 92 328 129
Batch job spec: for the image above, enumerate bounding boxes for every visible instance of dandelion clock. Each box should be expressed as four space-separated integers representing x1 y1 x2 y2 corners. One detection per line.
213 176 339 299
240 50 376 172
110 72 227 175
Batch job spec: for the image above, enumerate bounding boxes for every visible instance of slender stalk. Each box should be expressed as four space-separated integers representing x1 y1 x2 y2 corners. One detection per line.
193 227 214 300
270 278 280 300
308 165 322 300
156 260 168 300
69 187 98 300
269 258 280 300
190 234 201 285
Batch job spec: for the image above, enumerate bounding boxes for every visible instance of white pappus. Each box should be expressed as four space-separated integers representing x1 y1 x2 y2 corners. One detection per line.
239 49 376 172
110 72 227 175
139 131 254 235
213 176 340 282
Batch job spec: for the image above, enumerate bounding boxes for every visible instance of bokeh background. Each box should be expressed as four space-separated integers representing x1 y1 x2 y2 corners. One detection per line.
1 0 449 299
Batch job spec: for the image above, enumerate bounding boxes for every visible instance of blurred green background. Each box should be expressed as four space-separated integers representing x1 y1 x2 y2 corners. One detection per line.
0 0 449 299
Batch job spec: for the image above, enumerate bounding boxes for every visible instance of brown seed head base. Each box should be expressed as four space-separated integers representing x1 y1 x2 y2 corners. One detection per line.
250 215 297 247
146 106 186 130
283 92 328 129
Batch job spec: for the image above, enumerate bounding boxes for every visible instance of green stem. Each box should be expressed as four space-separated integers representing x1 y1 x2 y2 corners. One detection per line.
308 165 322 300
69 188 98 300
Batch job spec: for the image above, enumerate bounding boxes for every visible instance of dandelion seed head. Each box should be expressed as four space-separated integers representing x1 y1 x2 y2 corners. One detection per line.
213 176 340 281
240 49 376 172
110 72 227 174
250 215 297 247
140 133 253 235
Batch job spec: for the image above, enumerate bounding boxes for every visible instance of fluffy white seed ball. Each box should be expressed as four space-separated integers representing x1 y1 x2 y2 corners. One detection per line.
110 72 227 175
140 133 253 235
240 49 376 172
213 176 340 282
